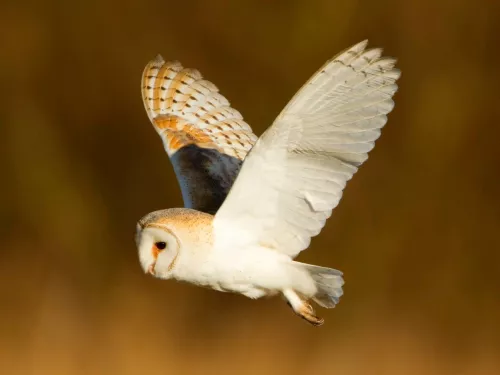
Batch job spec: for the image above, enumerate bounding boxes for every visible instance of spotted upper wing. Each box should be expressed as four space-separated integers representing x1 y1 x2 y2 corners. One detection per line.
142 56 258 214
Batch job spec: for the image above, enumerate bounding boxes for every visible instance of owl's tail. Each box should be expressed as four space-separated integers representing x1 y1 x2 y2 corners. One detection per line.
298 262 344 308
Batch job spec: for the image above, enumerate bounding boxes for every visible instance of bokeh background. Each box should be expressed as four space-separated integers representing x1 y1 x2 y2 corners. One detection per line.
2 0 500 374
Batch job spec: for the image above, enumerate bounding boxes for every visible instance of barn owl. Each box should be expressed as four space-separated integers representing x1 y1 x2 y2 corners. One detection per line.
136 40 400 326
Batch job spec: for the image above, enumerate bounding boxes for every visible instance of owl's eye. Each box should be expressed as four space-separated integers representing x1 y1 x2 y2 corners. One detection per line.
155 242 167 250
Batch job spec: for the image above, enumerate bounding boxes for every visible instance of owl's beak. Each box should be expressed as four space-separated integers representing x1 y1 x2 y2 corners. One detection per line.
148 262 156 276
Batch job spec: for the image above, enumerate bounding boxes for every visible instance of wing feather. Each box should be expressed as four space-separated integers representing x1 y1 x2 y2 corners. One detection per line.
141 56 258 213
213 40 400 257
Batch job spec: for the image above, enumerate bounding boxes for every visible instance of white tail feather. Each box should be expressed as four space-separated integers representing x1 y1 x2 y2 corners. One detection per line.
296 262 344 308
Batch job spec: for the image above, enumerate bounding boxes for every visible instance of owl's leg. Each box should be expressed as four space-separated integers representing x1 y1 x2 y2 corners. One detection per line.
282 289 324 326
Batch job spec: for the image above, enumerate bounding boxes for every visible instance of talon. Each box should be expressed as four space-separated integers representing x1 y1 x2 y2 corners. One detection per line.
297 303 324 326
303 313 324 326
303 302 314 314
283 289 324 326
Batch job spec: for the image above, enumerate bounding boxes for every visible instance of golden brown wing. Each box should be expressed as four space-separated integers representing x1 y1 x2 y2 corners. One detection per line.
141 56 258 214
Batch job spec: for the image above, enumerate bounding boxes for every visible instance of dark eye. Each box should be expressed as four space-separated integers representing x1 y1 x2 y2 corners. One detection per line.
155 242 167 250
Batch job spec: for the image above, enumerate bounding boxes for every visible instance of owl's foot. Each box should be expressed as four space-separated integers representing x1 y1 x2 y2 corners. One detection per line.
283 289 324 326
296 301 324 326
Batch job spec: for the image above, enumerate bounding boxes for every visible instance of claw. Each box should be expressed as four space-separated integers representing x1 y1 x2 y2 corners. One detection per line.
283 289 324 326
296 302 324 326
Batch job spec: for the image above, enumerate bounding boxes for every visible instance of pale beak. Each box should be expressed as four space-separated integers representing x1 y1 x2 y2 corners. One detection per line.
148 263 156 276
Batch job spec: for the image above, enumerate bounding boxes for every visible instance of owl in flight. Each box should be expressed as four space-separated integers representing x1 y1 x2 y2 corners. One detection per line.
136 40 400 326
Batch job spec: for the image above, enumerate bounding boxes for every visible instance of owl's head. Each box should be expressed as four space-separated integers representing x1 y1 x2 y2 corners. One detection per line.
135 221 180 279
135 208 213 279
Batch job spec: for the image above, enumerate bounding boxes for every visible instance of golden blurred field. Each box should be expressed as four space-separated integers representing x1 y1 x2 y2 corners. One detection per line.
1 1 500 374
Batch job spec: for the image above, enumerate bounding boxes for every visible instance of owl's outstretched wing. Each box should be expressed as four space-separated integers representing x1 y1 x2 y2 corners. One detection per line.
213 40 400 257
142 56 258 214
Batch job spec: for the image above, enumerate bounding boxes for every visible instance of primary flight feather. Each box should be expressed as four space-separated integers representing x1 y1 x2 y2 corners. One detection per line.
136 40 400 325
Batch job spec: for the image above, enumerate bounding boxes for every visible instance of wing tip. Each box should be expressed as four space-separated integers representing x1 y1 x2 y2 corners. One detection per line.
154 53 165 63
149 54 165 68
326 39 369 65
357 39 369 50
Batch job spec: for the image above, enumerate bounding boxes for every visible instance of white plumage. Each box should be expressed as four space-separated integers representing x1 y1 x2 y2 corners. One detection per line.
136 40 400 325
214 40 399 258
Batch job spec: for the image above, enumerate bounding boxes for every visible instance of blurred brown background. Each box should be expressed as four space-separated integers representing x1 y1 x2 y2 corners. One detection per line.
1 0 500 374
